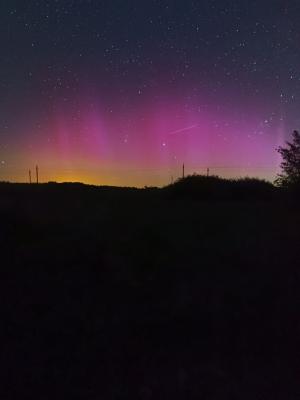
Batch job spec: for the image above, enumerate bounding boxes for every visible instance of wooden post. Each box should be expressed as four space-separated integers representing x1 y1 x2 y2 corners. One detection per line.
36 165 39 184
29 169 32 184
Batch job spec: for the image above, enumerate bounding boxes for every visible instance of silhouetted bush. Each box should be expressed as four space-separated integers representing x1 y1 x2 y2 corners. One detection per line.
163 174 276 201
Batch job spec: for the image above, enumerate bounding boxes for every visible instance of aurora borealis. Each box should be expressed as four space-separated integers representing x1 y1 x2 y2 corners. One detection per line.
1 1 299 186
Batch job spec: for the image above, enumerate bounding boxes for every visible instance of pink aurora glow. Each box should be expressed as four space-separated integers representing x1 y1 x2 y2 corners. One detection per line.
3 93 281 186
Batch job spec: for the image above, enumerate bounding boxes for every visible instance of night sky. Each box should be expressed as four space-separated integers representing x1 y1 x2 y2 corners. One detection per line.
1 0 300 186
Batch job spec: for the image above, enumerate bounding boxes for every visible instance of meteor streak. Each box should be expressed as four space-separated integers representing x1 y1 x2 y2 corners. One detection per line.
168 124 198 135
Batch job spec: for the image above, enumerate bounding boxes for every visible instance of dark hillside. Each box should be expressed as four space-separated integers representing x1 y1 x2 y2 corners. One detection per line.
0 180 299 399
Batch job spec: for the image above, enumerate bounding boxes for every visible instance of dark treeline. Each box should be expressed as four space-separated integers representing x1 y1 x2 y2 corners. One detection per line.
0 173 297 203
1 177 300 399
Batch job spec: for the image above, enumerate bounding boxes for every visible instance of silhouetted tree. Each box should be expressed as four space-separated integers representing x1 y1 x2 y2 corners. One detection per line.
276 130 300 186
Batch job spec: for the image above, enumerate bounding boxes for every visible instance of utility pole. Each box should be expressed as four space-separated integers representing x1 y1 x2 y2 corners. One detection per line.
29 169 32 184
36 165 39 184
182 163 185 179
207 168 210 177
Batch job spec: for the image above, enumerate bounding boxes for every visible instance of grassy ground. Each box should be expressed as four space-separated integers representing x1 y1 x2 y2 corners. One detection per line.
0 181 299 398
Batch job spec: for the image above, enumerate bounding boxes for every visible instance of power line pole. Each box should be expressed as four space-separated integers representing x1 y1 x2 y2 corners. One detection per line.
36 165 39 184
29 169 32 184
207 168 210 177
182 163 185 179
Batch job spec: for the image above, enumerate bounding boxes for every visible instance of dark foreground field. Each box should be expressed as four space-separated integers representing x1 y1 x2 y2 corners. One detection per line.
0 179 299 399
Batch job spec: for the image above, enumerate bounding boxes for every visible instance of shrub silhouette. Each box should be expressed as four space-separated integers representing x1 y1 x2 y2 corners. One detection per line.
164 174 275 201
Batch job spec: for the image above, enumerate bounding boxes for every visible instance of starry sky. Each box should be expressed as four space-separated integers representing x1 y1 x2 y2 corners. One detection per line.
1 0 300 186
